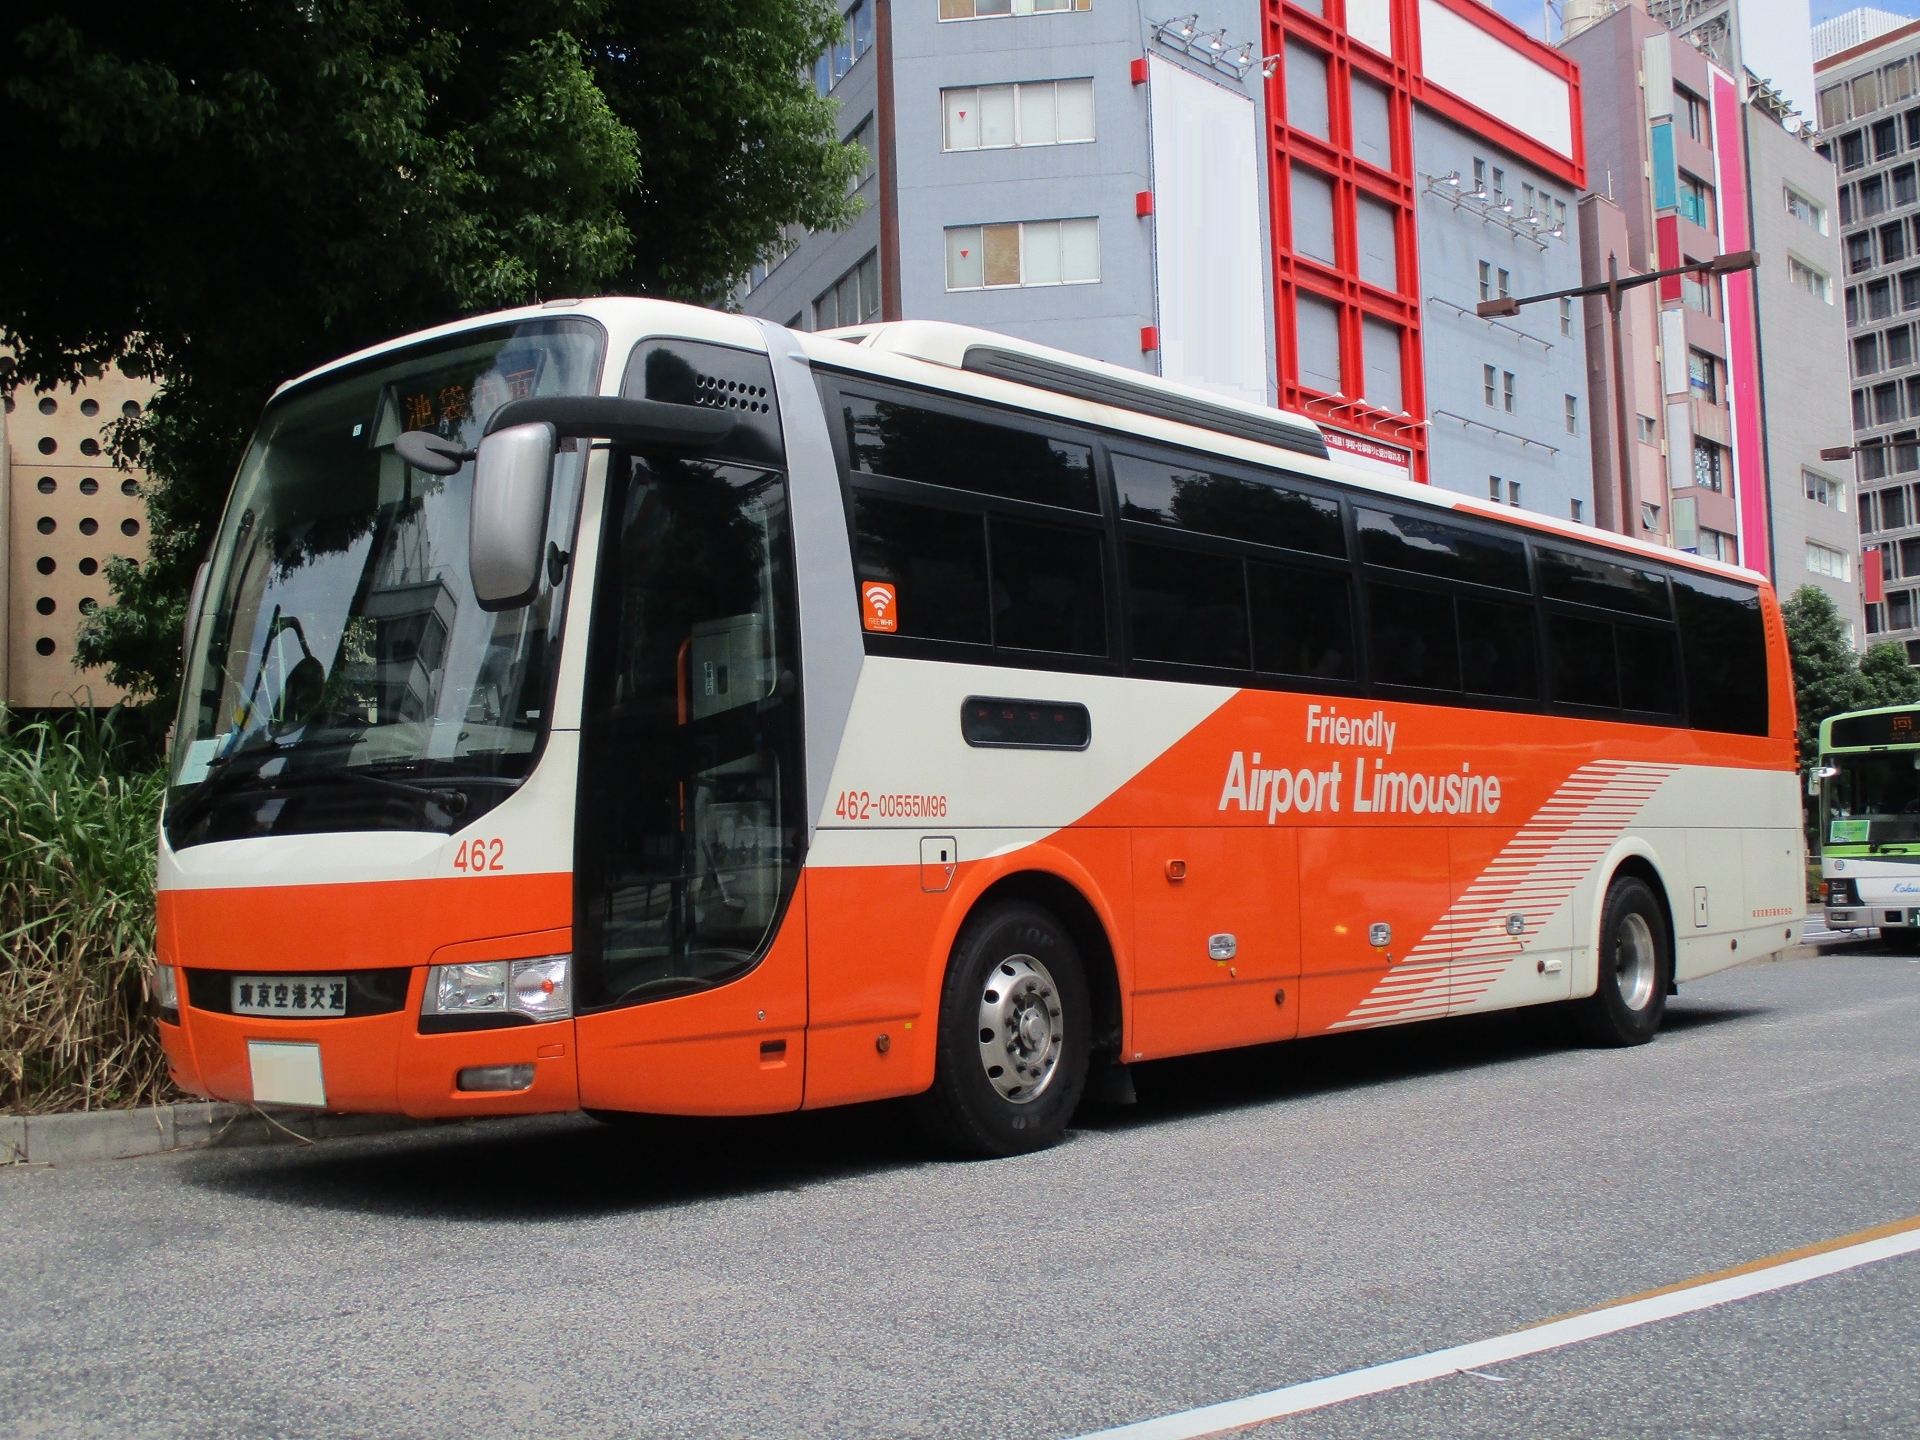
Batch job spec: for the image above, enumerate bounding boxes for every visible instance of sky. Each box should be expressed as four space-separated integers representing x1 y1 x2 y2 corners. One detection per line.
1482 0 1920 48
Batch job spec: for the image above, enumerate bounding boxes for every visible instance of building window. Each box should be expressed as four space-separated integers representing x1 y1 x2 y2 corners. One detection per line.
1687 348 1718 402
1682 269 1714 315
1678 173 1714 229
1877 380 1902 424
1877 112 1903 158
940 0 1089 17
1863 174 1887 218
1857 333 1883 376
1478 260 1492 302
846 116 877 194
1679 87 1708 141
1897 164 1918 208
1637 414 1658 443
1559 296 1573 336
814 0 874 94
815 250 881 329
1497 267 1510 299
1471 157 1486 194
1564 393 1578 434
1693 436 1725 492
1907 270 1920 310
1488 475 1502 501
1785 185 1826 233
944 218 1099 289
1808 540 1852 579
1570 498 1584 523
1491 166 1506 204
1893 324 1916 370
1698 527 1735 561
1641 501 1662 531
1286 41 1330 140
1841 130 1866 171
1871 277 1894 318
1790 257 1833 303
1502 370 1515 414
1292 165 1336 264
1295 291 1343 394
1892 590 1915 630
1508 480 1522 507
1850 233 1875 275
1820 84 1849 130
1886 221 1911 265
942 78 1094 150
1483 363 1497 407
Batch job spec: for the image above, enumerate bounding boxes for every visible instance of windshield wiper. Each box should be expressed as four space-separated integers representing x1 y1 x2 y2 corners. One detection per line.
329 769 473 815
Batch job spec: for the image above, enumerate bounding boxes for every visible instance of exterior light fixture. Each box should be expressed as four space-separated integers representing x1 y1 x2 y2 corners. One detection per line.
1524 210 1544 227
1199 28 1228 54
1443 171 1463 187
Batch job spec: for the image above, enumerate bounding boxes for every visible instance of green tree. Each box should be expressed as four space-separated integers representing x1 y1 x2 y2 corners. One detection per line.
2 0 860 713
1781 584 1920 764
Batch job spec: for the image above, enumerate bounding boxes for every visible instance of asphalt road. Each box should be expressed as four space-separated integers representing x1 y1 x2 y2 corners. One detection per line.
5 949 1917 1440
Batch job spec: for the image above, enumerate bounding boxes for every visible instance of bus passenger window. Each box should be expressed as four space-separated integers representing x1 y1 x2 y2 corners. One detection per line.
842 394 1099 511
1368 582 1461 690
1536 545 1671 618
852 495 991 644
1546 613 1619 708
989 517 1107 655
1248 561 1353 680
1357 508 1530 591
1672 571 1768 735
1617 625 1681 714
1113 453 1344 557
1457 596 1537 698
1125 541 1251 669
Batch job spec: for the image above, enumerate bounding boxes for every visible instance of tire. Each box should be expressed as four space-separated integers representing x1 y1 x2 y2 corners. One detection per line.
912 900 1091 1157
1574 875 1671 1047
1882 926 1920 954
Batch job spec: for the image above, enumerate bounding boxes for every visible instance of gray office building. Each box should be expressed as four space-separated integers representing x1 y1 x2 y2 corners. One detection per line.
740 0 1593 522
1816 17 1920 651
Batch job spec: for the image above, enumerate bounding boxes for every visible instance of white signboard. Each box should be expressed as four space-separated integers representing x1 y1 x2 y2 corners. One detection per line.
1418 0 1573 158
1149 56 1269 409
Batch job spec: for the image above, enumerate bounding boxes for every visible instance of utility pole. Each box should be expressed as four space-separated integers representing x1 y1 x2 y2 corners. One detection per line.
1478 249 1760 540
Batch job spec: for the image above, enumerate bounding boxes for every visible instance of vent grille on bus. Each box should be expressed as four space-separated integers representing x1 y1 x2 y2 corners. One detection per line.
690 371 773 415
959 345 1329 461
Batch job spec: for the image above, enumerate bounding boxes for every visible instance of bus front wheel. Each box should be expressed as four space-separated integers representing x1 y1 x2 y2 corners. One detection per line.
1574 875 1671 1047
914 899 1091 1158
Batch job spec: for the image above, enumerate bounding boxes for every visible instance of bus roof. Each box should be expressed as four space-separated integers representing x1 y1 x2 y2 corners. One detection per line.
270 297 1770 594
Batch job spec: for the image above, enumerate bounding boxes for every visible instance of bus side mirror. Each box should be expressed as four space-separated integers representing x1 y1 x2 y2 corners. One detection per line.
470 421 557 611
1808 766 1838 796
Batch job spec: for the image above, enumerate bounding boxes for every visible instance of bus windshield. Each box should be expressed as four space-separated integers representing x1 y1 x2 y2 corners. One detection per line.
164 318 603 850
1822 750 1920 849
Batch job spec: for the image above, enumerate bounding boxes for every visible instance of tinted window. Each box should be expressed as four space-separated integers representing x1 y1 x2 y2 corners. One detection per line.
1357 508 1530 591
853 495 990 644
1536 545 1671 618
990 517 1107 655
1617 625 1681 714
1369 582 1460 689
1249 562 1354 680
1125 541 1250 669
1113 453 1345 557
1673 571 1769 734
844 394 1098 511
1546 613 1618 707
1458 597 1537 698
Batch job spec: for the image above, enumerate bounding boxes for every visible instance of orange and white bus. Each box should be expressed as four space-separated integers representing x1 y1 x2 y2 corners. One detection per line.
151 299 1804 1155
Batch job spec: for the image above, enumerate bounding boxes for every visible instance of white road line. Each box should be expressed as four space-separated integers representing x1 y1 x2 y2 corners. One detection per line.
1073 1219 1920 1440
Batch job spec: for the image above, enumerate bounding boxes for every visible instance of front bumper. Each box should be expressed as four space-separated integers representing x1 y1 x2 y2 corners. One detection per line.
158 966 578 1118
1828 904 1920 930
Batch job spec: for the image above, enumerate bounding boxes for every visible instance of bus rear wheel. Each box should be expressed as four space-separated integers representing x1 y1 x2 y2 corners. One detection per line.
913 899 1090 1158
1574 875 1670 1047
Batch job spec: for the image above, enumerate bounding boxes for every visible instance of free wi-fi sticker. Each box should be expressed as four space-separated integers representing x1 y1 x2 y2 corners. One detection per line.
861 581 898 633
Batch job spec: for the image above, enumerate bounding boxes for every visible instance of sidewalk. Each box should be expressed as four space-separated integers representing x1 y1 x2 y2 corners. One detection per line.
1 1102 431 1167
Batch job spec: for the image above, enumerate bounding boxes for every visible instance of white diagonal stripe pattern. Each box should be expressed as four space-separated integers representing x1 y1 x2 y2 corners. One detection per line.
1331 760 1677 1030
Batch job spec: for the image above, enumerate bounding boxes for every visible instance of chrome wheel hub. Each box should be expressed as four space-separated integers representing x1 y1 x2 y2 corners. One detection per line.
977 955 1063 1104
1612 912 1657 1012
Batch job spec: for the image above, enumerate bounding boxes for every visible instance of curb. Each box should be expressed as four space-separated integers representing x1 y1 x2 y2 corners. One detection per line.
1 1102 433 1167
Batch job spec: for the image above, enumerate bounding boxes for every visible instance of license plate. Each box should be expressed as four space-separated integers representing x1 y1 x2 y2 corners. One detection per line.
232 975 347 1018
248 1041 326 1107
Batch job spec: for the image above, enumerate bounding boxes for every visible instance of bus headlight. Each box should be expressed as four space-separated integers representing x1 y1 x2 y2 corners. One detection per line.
151 964 179 1019
422 955 571 1021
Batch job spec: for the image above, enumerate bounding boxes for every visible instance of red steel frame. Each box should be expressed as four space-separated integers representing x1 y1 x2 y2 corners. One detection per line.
1265 0 1584 485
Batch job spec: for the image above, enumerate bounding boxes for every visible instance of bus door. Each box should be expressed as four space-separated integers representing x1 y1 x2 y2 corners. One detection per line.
1129 828 1299 1057
569 350 810 1115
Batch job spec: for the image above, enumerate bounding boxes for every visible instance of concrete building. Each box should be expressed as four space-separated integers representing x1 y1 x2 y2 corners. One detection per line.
1564 7 1787 581
1816 18 1920 655
739 0 1594 520
0 367 152 709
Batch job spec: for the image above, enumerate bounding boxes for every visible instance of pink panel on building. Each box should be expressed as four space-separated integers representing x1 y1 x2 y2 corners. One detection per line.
1712 66 1768 577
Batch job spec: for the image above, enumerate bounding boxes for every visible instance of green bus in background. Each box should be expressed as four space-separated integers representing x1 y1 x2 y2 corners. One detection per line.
1814 704 1920 950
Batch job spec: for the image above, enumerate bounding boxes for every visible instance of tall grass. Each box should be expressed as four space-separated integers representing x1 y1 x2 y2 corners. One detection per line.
0 710 170 1113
